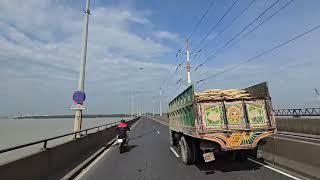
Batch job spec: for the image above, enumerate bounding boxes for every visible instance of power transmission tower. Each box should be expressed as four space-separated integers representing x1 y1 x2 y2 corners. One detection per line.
186 39 191 85
176 39 197 86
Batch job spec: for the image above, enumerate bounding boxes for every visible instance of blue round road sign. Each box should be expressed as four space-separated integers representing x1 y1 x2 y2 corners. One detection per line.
73 91 86 105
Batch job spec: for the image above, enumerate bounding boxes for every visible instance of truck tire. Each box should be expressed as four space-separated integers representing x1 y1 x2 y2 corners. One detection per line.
192 140 201 164
179 136 194 165
169 130 175 146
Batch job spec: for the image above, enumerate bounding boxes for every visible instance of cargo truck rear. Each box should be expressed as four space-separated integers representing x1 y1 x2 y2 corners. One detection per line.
168 82 276 164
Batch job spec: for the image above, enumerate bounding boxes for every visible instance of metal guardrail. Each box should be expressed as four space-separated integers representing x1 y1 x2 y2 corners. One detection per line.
0 121 121 154
273 108 320 117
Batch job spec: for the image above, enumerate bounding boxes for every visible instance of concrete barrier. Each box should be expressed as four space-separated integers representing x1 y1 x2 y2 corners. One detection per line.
151 115 169 125
275 117 320 135
261 135 320 179
0 118 139 180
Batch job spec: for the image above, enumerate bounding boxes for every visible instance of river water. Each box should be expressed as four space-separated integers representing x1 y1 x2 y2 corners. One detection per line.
0 117 127 164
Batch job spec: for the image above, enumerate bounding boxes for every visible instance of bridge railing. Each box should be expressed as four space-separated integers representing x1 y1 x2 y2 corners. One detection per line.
0 121 121 154
273 108 320 117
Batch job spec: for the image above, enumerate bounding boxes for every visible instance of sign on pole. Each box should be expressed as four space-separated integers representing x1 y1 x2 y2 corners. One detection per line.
73 91 86 105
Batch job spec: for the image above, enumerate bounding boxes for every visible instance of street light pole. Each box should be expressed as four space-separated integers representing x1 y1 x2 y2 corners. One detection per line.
131 67 143 118
160 87 162 116
131 88 134 119
152 96 155 116
73 0 90 133
136 104 138 117
138 104 141 116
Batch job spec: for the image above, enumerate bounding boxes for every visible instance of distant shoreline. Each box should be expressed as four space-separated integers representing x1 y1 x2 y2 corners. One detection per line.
11 114 131 119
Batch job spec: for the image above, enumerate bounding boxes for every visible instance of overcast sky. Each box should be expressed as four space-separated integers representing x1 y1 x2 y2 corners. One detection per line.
1 0 320 116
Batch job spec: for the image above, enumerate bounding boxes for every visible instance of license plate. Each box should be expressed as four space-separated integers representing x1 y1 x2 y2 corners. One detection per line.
117 139 123 143
203 152 215 162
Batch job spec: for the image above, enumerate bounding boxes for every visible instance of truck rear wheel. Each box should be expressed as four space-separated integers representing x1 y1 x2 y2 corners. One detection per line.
192 140 201 164
179 136 194 165
169 130 175 146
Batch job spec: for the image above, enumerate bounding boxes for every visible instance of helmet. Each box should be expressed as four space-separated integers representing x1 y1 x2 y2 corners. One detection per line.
121 119 125 123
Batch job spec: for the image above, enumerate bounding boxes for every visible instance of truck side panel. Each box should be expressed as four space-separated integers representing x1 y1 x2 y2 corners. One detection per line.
169 85 196 135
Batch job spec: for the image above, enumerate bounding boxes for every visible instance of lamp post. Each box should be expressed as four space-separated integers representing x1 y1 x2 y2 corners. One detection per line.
131 67 143 118
160 87 162 116
73 0 90 133
152 96 155 116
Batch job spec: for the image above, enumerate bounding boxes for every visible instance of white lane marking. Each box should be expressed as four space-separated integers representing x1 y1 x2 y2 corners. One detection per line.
74 140 117 180
247 158 302 180
74 120 140 180
130 120 140 129
148 117 168 126
170 147 180 158
157 130 160 134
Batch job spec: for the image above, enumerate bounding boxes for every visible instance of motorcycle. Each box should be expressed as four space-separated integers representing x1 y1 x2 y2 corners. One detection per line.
117 137 126 153
117 126 130 153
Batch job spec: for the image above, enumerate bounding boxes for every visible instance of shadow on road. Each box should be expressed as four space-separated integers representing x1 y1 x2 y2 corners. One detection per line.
128 130 158 141
195 153 263 175
121 145 139 153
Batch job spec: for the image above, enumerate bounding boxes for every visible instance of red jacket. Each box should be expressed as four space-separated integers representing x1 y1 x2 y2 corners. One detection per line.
116 122 130 138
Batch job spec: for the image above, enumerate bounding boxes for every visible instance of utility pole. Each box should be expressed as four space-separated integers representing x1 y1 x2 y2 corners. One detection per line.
186 39 191 85
136 104 138 116
176 39 192 86
152 96 155 116
73 0 90 133
131 88 134 119
131 67 143 118
160 87 162 116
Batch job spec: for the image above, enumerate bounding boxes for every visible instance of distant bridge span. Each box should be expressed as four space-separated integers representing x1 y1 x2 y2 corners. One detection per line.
273 108 320 117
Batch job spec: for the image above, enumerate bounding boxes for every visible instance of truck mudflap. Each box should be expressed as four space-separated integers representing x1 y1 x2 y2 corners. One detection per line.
197 130 274 150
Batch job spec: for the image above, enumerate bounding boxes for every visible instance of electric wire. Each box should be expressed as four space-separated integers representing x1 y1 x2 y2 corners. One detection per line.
196 24 320 84
213 0 295 60
196 0 240 48
194 0 281 71
198 0 258 53
188 0 217 40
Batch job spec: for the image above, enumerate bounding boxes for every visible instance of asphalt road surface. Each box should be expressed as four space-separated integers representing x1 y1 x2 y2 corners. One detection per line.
77 117 296 180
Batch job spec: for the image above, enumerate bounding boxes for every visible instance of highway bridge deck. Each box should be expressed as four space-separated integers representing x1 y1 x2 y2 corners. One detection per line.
76 117 296 180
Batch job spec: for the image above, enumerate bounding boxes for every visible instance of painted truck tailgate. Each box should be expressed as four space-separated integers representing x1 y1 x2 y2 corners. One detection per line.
198 99 272 131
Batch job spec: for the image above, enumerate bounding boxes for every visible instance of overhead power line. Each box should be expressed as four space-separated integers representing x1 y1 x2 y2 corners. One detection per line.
194 0 280 71
196 0 240 48
215 0 295 58
188 0 217 40
199 0 257 52
196 24 320 84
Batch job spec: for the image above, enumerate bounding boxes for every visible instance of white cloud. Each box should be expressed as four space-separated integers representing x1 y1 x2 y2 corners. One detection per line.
153 31 180 42
0 0 177 115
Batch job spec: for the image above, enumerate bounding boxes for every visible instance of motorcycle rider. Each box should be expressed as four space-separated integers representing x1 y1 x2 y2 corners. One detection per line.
116 119 130 145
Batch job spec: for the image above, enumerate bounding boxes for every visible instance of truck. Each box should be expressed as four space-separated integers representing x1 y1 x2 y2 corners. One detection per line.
168 82 276 164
